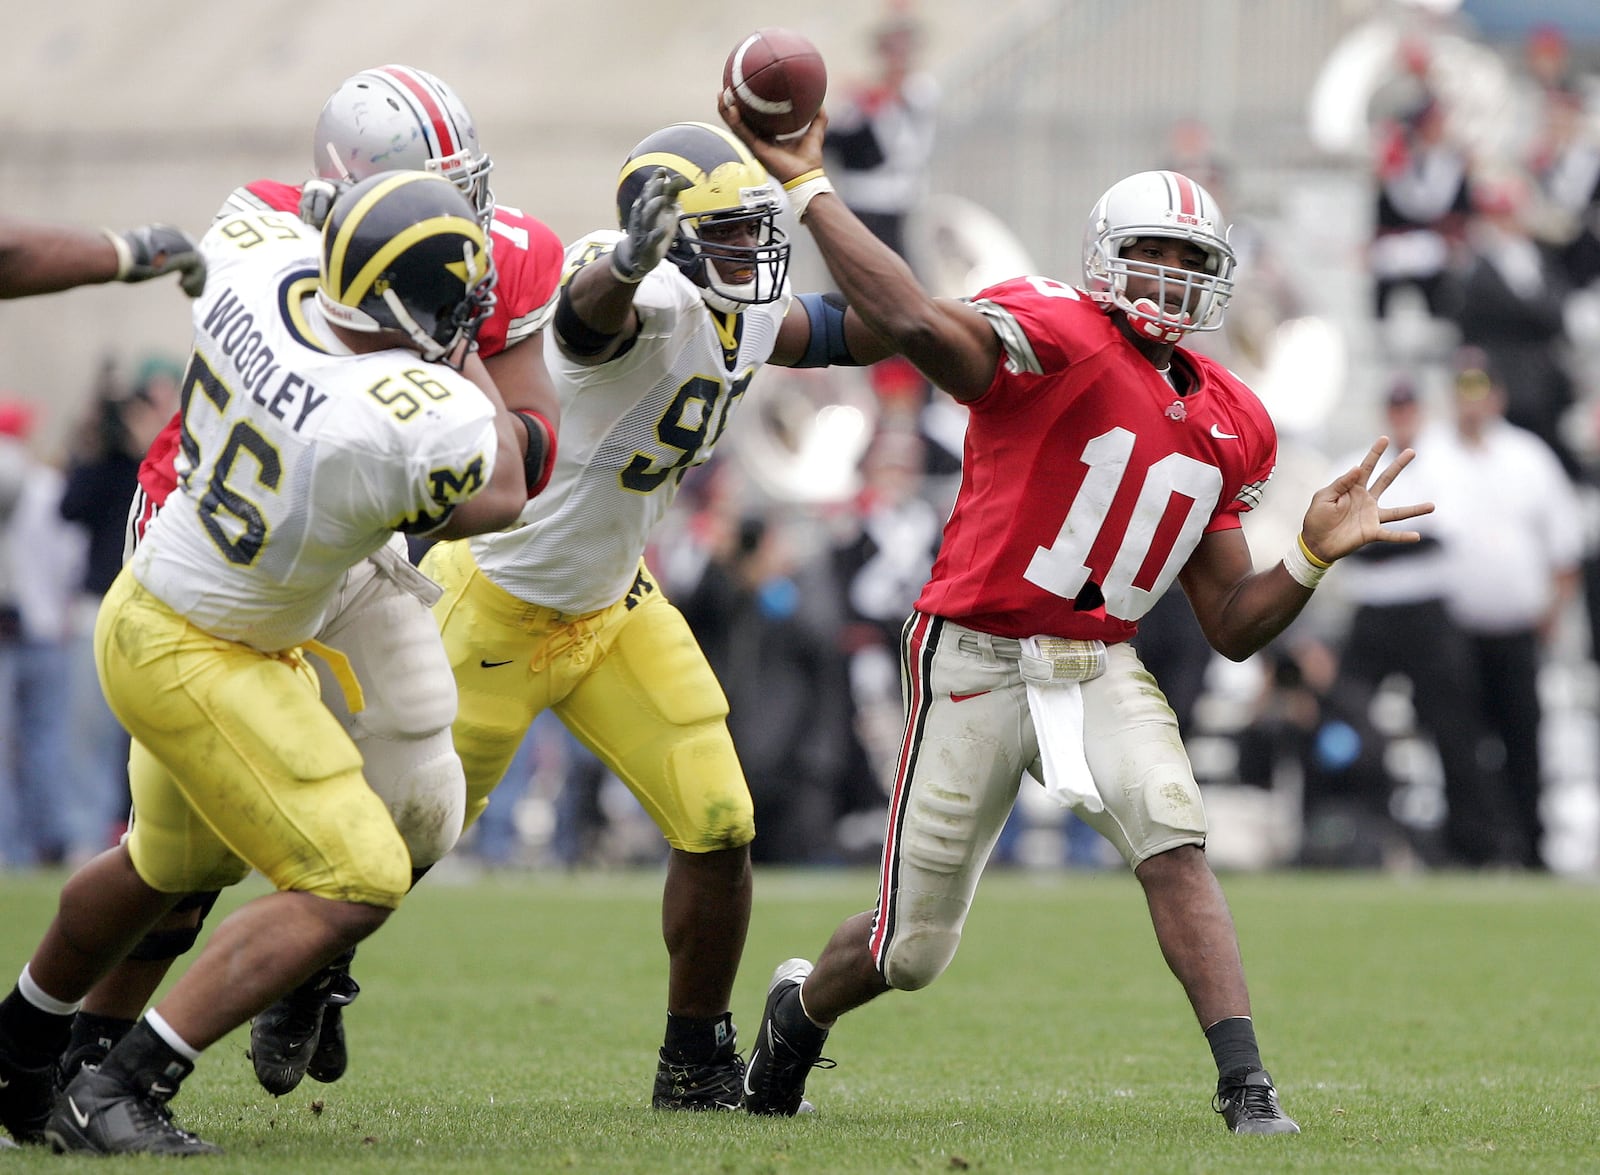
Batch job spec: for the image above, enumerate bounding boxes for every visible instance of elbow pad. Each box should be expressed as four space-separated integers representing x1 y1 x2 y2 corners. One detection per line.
514 410 557 498
792 291 861 367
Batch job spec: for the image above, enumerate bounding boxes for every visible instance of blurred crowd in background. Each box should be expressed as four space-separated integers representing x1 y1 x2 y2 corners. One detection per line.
6 3 1600 878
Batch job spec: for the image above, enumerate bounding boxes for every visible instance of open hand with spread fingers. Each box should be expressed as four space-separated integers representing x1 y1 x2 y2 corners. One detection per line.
611 168 693 283
1300 436 1434 564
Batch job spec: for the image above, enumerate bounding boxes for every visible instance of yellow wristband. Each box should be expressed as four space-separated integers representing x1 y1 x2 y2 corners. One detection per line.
1284 535 1329 590
1297 534 1332 569
783 169 826 191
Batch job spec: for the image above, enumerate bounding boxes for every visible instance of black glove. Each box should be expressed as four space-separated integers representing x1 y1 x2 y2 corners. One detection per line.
298 178 351 230
611 168 692 283
110 224 205 297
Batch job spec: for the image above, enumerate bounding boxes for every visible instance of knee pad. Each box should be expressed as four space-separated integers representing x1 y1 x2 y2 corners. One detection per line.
353 727 466 869
656 726 755 852
126 889 221 961
879 921 961 992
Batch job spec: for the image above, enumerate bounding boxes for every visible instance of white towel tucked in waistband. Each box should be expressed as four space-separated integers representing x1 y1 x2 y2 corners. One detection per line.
1019 635 1104 813
367 540 444 607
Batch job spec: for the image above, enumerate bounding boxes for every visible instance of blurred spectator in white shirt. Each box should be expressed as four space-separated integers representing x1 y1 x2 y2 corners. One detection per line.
1436 355 1585 870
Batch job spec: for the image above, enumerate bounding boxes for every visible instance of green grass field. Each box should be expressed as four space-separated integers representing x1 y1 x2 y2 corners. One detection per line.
0 867 1595 1172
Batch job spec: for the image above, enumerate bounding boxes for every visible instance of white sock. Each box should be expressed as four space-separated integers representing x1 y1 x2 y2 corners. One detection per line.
143 1009 201 1062
17 965 81 1016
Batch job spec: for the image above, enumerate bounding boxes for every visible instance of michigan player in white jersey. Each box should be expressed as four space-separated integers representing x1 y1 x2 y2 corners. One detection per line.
63 65 563 1104
0 172 542 1156
420 121 894 1109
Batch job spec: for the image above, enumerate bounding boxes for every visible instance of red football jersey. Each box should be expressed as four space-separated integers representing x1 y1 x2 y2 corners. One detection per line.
135 183 562 513
915 276 1277 643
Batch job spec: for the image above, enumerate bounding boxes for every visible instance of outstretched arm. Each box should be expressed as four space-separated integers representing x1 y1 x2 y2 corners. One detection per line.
0 218 204 299
556 169 690 367
721 100 999 401
1180 437 1434 661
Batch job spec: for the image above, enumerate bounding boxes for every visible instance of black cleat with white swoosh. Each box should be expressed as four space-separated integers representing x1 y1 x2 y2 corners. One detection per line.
742 958 833 1116
45 1063 221 1156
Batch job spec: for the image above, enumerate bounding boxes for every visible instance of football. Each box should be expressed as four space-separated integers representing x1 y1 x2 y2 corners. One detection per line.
722 28 828 142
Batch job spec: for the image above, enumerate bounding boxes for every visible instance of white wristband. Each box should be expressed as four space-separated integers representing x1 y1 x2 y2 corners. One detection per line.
784 174 835 222
102 228 133 280
1283 533 1331 590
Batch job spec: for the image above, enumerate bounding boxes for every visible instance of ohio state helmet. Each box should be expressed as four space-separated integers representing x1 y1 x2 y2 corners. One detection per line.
615 122 789 313
1082 170 1235 343
317 171 496 368
312 65 495 227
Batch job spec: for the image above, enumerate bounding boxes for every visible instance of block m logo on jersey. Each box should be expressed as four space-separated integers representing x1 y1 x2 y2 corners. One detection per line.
427 456 485 506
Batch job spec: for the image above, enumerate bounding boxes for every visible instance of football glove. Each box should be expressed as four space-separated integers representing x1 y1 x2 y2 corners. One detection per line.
611 168 691 283
297 177 351 231
108 224 206 297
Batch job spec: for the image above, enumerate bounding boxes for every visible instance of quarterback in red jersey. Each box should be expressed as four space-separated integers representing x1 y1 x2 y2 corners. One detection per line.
723 100 1432 1133
67 65 563 1102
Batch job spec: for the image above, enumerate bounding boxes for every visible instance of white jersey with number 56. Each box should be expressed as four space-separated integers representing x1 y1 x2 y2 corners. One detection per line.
467 229 791 614
132 210 500 652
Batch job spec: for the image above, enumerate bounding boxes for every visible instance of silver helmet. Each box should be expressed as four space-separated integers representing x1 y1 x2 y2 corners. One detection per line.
311 65 495 227
1082 170 1235 343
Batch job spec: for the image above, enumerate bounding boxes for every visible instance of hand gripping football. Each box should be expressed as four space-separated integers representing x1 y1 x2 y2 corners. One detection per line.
722 27 828 142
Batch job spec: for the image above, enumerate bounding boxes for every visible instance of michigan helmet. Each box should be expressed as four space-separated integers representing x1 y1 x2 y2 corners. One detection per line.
312 65 495 227
318 170 496 367
1082 170 1236 343
616 122 789 313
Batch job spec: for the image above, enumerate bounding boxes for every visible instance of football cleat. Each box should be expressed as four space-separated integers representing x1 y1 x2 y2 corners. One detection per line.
0 1042 56 1145
1214 1068 1300 1135
250 986 328 1096
652 1047 746 1111
306 969 360 1085
44 1065 221 1156
57 1025 126 1090
742 958 834 1116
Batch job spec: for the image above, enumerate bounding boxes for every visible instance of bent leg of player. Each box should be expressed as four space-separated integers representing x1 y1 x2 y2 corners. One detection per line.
45 572 411 1154
554 570 753 1111
746 614 1027 1115
1074 642 1297 1134
0 747 240 1149
62 740 226 1086
250 551 467 1094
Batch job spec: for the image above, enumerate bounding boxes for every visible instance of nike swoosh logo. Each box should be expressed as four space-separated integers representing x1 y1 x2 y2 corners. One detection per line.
69 1096 91 1129
950 690 991 703
480 659 514 668
743 1047 760 1097
0 1075 9 1089
1210 424 1239 440
150 1082 174 1097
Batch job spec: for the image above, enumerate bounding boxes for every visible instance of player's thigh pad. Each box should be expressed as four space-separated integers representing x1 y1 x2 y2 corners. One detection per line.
126 737 251 893
95 572 411 907
423 540 551 826
558 588 753 853
873 615 1031 991
1072 641 1207 866
313 560 464 866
